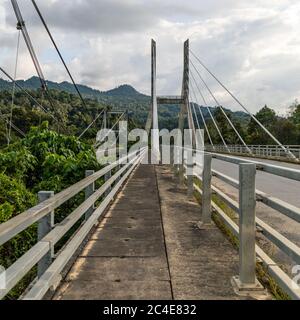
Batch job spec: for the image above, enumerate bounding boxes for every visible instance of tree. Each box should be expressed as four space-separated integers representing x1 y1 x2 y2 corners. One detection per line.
246 105 278 144
287 100 300 144
274 118 298 145
206 107 246 145
289 99 300 125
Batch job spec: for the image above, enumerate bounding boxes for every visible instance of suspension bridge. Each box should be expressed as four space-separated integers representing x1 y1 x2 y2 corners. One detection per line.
0 0 300 300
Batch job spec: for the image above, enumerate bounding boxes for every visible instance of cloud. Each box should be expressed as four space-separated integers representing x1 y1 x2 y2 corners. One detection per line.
1 0 300 114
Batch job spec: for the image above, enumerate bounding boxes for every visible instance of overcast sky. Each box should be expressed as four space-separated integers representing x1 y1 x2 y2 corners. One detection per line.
1 0 300 114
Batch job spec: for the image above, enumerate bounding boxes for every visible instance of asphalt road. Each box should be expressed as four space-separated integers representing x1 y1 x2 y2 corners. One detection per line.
212 157 300 207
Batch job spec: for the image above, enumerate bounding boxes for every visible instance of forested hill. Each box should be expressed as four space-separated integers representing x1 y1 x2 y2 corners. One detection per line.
0 76 250 129
0 76 147 99
0 76 150 114
0 76 153 128
1 76 300 146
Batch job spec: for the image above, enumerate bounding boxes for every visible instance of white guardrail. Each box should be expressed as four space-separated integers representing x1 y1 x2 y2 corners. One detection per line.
181 151 300 299
0 148 146 300
205 145 300 161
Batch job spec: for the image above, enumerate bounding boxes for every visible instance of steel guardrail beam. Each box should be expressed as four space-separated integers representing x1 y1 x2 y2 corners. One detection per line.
211 168 300 223
193 161 300 299
192 184 300 300
210 152 300 181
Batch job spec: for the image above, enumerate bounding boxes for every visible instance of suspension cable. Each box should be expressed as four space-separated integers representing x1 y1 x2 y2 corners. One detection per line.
191 101 200 129
78 109 104 139
190 81 214 148
190 70 229 151
11 0 46 89
189 71 215 147
8 30 21 146
192 77 207 105
0 109 25 137
10 120 26 137
190 59 251 153
30 0 88 109
190 49 295 159
186 98 196 136
0 67 60 125
94 112 125 147
11 0 58 115
107 112 126 136
190 102 205 146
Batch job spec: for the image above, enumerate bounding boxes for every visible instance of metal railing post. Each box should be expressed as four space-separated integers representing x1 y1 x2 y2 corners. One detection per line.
117 161 121 183
173 145 180 175
232 163 264 293
170 145 174 167
200 154 212 225
37 191 54 278
187 164 194 198
178 150 185 186
85 170 95 220
171 146 177 175
186 150 194 198
104 167 112 197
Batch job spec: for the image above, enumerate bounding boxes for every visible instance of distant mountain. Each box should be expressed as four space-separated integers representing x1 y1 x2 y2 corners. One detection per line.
0 76 250 129
106 84 142 97
0 76 146 98
199 106 250 126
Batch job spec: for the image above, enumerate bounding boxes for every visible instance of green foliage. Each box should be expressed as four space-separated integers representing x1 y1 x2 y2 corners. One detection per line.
245 104 300 145
214 108 247 144
289 100 300 124
0 88 107 142
0 172 37 293
247 105 277 144
0 123 102 298
0 122 100 220
0 79 299 299
0 122 101 189
0 147 37 181
0 173 36 222
0 77 254 135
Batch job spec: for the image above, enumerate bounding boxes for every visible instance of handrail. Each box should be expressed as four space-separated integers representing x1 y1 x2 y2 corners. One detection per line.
0 149 141 246
206 145 300 161
23 151 145 300
209 152 300 181
205 179 300 265
211 168 300 223
210 196 300 300
208 144 300 148
0 148 146 299
182 151 300 299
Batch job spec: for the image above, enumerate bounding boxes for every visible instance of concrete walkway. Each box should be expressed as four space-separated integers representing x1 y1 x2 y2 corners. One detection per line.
54 164 248 300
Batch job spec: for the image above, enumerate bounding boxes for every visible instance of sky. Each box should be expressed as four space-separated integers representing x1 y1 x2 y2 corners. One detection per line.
1 0 300 115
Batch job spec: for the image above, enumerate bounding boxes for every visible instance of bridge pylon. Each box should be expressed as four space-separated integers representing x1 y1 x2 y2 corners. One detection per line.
150 39 160 163
145 39 197 164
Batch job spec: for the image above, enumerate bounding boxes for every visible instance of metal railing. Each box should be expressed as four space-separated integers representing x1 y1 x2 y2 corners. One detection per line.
0 148 146 300
181 151 300 299
206 145 300 161
157 96 184 105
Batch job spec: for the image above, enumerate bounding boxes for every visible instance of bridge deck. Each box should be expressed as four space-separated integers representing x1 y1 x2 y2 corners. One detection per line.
54 164 248 300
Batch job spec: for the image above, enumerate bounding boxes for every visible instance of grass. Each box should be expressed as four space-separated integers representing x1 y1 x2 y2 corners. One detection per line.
256 262 290 300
